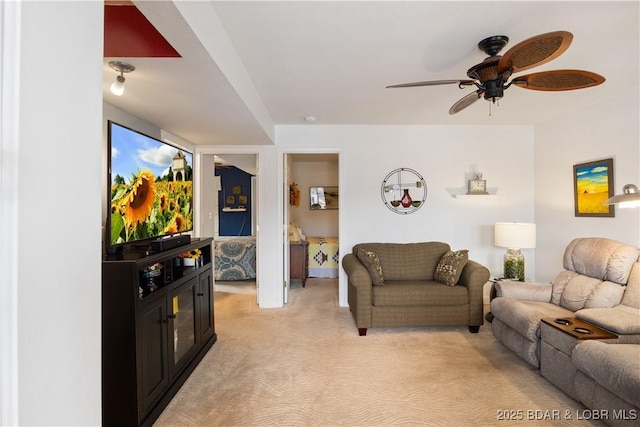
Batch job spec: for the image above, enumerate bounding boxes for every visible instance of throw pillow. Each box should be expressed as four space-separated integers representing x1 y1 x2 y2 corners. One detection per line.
296 226 306 241
357 248 384 285
288 222 301 241
434 250 469 286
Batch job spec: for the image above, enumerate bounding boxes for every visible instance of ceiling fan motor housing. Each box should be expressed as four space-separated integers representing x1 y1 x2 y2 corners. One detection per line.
467 56 501 81
483 79 505 102
467 56 507 102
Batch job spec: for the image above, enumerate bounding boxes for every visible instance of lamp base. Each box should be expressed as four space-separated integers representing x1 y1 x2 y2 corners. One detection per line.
504 248 525 281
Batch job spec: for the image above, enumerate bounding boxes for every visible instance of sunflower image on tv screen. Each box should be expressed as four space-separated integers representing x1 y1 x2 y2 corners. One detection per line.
108 122 193 246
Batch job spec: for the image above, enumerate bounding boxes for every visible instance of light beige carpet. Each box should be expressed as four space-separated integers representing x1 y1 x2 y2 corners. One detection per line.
153 279 602 427
214 280 257 295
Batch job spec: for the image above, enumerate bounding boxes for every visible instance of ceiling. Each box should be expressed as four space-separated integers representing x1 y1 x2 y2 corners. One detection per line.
102 1 639 146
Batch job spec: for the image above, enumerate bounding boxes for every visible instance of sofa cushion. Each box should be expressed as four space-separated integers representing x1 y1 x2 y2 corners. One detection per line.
356 248 384 285
572 341 640 407
560 275 612 311
353 242 450 281
434 250 468 286
585 281 626 308
372 280 468 306
490 299 574 341
551 270 625 311
577 305 640 335
564 237 640 285
551 270 578 305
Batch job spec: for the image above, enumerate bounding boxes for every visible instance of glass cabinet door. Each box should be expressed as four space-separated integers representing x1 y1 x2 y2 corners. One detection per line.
169 277 198 377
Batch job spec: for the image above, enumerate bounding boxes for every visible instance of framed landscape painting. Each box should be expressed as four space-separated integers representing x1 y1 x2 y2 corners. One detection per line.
573 158 614 217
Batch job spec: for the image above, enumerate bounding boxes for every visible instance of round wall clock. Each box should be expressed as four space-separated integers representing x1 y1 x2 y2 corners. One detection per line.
381 168 427 214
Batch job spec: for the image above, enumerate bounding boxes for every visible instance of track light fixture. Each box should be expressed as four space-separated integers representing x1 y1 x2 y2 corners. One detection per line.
605 184 640 208
108 61 135 96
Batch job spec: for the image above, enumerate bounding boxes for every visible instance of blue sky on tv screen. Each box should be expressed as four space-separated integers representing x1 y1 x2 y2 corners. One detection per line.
110 123 192 183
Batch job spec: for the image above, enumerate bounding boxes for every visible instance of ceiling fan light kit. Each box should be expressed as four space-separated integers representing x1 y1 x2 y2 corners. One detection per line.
387 31 605 115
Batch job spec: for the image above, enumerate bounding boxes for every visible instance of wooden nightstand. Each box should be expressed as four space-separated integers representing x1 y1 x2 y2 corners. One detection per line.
290 240 309 287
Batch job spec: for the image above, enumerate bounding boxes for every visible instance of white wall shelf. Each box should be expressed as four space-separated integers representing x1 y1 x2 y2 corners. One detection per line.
453 194 498 199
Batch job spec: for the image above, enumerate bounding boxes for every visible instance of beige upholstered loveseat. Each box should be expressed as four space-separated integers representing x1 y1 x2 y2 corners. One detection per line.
491 237 640 367
342 242 490 336
490 237 640 425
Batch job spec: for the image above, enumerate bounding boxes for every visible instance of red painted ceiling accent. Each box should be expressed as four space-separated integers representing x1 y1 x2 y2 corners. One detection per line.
104 5 180 58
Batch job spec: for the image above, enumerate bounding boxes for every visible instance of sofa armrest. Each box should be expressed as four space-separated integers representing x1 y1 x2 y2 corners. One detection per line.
342 253 373 288
342 253 374 330
576 305 640 335
458 260 490 326
458 260 490 290
495 280 552 302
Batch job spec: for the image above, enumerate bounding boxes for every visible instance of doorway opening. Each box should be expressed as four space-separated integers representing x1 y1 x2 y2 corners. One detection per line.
285 153 340 303
209 153 258 300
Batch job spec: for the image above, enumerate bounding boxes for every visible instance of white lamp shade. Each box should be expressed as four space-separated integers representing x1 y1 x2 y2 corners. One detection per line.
110 80 124 96
494 222 536 249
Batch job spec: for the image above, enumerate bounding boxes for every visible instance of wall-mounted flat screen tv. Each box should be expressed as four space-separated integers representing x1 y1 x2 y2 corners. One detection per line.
107 121 193 252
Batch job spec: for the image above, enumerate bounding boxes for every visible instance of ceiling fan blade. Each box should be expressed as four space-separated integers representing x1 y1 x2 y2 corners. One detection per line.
386 79 474 88
498 31 573 74
449 90 483 115
512 69 605 91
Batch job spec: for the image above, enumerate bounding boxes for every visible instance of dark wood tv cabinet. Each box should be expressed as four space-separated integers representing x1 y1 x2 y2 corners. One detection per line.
102 238 216 427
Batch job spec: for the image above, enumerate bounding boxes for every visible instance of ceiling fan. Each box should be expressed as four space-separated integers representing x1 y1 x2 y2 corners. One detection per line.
387 31 605 115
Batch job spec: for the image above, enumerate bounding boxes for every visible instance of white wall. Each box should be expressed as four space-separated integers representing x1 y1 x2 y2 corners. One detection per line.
277 125 536 305
200 154 217 238
534 91 640 282
1 1 103 425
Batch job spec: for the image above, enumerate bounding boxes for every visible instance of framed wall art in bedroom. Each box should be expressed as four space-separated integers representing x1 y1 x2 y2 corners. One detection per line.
310 186 338 210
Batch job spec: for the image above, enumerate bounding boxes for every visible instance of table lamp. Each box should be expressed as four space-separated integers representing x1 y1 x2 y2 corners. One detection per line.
494 222 536 281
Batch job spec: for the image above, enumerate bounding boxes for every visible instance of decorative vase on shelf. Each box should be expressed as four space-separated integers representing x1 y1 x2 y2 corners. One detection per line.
401 189 412 208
